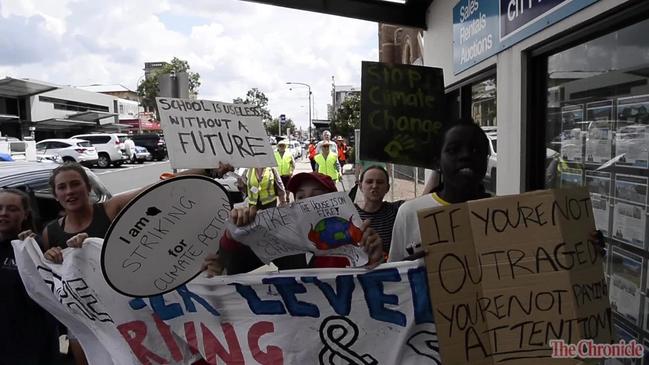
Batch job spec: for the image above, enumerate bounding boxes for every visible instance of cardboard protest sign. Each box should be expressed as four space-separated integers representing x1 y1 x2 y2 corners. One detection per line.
228 191 368 266
16 237 442 364
360 61 445 168
102 176 231 297
156 97 276 168
421 188 612 365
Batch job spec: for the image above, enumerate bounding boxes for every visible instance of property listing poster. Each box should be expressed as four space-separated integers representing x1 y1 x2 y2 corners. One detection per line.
586 171 611 234
607 325 638 365
613 174 648 248
616 95 649 168
560 104 584 162
560 167 583 188
586 101 614 164
610 247 643 324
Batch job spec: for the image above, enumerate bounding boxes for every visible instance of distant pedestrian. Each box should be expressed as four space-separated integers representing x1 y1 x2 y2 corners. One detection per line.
274 140 295 190
314 141 340 182
336 136 347 170
316 130 338 155
308 138 317 172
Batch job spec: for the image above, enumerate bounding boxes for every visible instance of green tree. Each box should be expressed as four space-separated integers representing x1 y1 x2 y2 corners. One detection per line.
233 88 272 121
137 57 201 112
330 93 361 138
264 117 296 136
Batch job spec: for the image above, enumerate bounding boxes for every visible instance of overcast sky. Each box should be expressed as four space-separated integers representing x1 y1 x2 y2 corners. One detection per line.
0 0 378 131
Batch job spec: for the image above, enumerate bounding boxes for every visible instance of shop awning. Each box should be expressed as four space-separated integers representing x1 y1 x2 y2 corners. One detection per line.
34 118 97 130
241 0 432 28
0 114 19 122
67 111 118 125
0 77 59 97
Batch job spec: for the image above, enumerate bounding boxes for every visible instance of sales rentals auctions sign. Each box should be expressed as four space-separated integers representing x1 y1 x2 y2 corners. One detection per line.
421 188 612 365
453 0 599 74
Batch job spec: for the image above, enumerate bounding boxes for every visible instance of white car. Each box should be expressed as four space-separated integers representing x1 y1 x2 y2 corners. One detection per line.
132 145 152 164
72 133 129 168
36 139 98 167
289 141 302 159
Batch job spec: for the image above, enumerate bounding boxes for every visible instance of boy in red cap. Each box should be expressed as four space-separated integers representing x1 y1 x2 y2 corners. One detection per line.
204 172 383 275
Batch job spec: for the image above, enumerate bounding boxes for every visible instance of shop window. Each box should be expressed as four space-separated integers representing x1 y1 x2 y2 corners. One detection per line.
543 17 649 337
471 77 497 127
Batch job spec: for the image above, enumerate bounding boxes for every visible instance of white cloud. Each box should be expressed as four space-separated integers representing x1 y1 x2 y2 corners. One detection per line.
0 0 377 132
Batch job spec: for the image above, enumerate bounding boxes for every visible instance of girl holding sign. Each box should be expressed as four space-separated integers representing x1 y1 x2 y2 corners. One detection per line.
40 161 231 365
388 118 605 262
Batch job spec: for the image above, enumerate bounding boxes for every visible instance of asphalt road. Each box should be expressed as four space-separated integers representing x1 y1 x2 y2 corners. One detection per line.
92 160 172 194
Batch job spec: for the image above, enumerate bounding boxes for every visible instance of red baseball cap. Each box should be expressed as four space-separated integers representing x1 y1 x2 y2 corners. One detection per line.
287 172 337 194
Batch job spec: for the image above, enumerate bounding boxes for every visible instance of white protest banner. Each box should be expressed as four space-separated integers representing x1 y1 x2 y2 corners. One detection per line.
229 192 369 266
13 238 200 365
16 238 441 365
156 97 276 169
102 176 231 297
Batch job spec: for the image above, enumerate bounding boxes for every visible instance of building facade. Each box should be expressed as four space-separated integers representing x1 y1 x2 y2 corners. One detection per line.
425 0 649 343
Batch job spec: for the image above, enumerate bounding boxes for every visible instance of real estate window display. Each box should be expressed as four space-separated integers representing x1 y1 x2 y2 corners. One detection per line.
542 16 649 349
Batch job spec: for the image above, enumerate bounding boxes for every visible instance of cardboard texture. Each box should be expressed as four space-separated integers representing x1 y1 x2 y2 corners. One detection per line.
421 188 612 365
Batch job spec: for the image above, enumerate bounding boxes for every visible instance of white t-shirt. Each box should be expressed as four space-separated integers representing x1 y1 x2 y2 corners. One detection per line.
388 193 449 262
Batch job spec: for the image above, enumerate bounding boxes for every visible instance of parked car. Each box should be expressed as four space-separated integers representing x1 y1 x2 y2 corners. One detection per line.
129 134 167 161
0 160 111 232
132 145 152 164
35 139 98 167
72 133 128 168
290 141 303 159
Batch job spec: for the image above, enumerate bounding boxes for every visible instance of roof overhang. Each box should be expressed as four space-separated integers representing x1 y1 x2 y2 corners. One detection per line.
0 77 60 97
0 114 20 122
34 118 97 130
67 111 118 125
241 0 433 28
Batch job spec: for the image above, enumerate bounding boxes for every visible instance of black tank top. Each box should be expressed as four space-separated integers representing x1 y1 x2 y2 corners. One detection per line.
46 203 112 248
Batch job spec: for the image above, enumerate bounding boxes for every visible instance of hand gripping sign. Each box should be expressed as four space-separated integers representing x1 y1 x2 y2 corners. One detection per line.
101 176 231 297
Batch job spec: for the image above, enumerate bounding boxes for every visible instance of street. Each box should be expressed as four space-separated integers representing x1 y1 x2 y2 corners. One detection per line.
92 160 172 194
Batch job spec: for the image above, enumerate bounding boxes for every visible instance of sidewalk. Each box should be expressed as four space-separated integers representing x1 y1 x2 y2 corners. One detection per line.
293 158 425 203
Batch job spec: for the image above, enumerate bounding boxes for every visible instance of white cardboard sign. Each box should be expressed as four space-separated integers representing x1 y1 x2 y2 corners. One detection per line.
156 97 277 169
101 176 231 297
228 192 369 266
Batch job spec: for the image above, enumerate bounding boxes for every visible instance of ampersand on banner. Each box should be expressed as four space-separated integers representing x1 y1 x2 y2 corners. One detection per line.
318 316 377 365
406 330 441 364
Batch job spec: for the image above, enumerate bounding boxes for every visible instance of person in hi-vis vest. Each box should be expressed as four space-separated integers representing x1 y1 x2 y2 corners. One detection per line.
244 167 287 209
314 141 340 182
274 140 295 190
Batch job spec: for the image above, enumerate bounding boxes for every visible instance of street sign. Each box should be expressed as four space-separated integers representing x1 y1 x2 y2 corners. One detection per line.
280 114 286 124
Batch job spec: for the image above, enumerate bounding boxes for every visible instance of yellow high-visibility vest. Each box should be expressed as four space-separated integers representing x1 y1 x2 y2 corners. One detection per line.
275 151 293 176
247 168 276 206
314 153 339 181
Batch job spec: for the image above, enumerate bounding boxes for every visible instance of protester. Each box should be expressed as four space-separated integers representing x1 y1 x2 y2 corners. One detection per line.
123 135 136 162
336 136 347 169
388 118 606 262
274 140 295 190
355 165 405 256
314 141 340 182
204 172 384 276
40 161 232 365
0 188 60 364
307 138 317 172
240 167 287 209
316 130 338 155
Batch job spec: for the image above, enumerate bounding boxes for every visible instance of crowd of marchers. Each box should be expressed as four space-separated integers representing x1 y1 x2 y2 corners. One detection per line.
0 118 605 364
